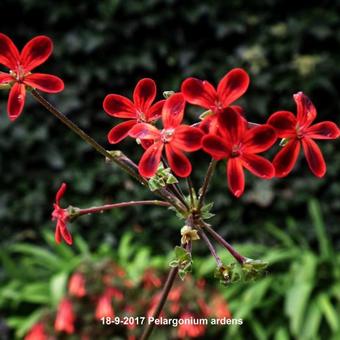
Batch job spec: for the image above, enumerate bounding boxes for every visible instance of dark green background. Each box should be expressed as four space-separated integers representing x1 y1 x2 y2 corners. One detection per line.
0 0 339 253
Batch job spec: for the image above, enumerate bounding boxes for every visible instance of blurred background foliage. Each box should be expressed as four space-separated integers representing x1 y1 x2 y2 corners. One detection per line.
0 0 339 339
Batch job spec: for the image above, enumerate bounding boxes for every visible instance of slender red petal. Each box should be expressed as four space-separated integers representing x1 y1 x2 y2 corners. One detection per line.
0 72 13 83
165 144 192 177
128 122 160 140
202 135 230 160
294 92 317 128
103 94 136 118
20 36 53 72
172 125 203 151
217 68 250 107
267 111 297 138
227 158 245 197
141 139 154 150
273 140 300 177
181 78 217 109
133 78 156 112
138 142 163 177
7 82 26 121
217 107 247 143
305 121 340 140
231 105 245 116
162 93 185 129
243 124 277 153
60 224 73 245
146 99 165 122
55 224 62 244
108 120 137 144
0 33 20 70
24 73 64 93
301 138 326 177
56 182 67 204
241 153 275 178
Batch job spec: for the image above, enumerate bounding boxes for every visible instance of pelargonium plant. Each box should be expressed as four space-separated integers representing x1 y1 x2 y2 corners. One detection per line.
1 34 339 339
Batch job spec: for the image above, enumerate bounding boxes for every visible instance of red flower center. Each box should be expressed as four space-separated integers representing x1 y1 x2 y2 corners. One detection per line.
52 204 68 222
231 144 242 157
161 128 175 143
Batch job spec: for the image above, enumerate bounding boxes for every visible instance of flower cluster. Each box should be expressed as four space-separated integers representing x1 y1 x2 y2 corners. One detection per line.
25 261 231 339
104 70 339 197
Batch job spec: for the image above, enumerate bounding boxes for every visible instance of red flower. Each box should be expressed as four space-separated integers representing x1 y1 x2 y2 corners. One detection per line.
129 93 203 178
181 68 249 132
68 272 86 297
268 92 340 177
211 295 232 319
177 312 206 338
0 33 64 121
202 108 276 197
55 298 75 334
51 183 72 245
95 292 115 320
103 78 165 143
25 322 47 340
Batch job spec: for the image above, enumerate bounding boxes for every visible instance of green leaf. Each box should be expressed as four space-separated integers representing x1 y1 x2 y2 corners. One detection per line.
50 272 68 307
318 293 338 332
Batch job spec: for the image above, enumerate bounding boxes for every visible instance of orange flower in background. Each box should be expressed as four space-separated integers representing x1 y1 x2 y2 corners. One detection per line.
95 291 115 320
177 312 206 339
68 272 86 298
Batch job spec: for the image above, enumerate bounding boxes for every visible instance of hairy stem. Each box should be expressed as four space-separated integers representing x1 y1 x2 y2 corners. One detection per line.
31 90 186 213
198 159 216 209
72 200 170 217
198 229 222 267
140 266 178 340
204 224 245 264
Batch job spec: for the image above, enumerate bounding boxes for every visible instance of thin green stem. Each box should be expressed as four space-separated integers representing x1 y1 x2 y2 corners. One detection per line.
204 224 245 264
198 159 216 209
186 177 194 206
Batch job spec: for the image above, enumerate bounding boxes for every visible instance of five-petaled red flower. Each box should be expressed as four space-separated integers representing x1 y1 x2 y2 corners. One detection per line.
129 93 203 178
52 183 72 245
55 298 75 334
0 33 64 121
202 108 277 197
103 78 165 144
268 92 340 177
181 68 249 133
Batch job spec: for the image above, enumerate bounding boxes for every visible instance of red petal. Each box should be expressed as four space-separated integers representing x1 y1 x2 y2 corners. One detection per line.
294 92 317 128
0 72 12 83
243 124 277 153
20 36 53 72
103 94 136 118
7 82 26 121
227 158 245 197
0 33 20 70
162 93 185 129
306 121 340 140
24 73 64 93
181 78 217 109
133 78 156 112
141 139 154 150
55 224 62 244
165 144 192 177
231 105 245 116
217 68 250 107
138 142 163 178
241 153 275 178
217 107 247 144
108 120 137 144
146 99 165 122
302 138 326 177
60 224 73 245
56 182 67 204
128 122 160 140
273 140 300 177
267 111 297 138
172 125 203 151
202 135 230 160
200 114 217 134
